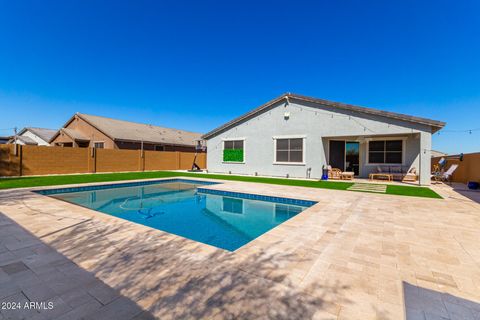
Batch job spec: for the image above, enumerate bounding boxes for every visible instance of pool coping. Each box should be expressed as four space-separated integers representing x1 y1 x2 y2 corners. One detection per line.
0 175 442 256
34 178 218 195
23 177 318 254
33 177 318 207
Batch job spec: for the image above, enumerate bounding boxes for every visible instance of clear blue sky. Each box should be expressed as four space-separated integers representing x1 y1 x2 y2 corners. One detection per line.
0 0 479 154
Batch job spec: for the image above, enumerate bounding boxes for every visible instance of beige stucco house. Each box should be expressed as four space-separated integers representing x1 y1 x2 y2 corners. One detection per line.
50 113 202 152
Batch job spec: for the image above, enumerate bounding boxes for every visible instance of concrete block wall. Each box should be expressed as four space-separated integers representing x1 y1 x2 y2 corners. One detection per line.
432 153 480 184
0 145 206 177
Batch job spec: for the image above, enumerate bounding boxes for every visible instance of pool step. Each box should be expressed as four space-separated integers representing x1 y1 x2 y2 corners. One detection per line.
347 183 387 193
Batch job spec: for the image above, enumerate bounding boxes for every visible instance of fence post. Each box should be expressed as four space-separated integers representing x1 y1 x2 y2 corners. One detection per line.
92 147 97 173
176 152 180 170
18 145 23 176
139 149 145 172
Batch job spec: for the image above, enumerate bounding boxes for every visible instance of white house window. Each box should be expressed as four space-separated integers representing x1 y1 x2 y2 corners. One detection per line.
274 204 303 222
275 138 303 163
223 140 244 162
222 197 243 214
368 140 403 164
94 142 104 149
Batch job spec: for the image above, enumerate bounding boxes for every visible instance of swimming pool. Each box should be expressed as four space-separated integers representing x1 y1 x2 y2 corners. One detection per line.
37 179 316 251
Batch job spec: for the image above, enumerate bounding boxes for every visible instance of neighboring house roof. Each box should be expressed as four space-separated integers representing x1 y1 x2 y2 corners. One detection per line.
15 135 38 145
51 113 202 146
26 127 57 142
17 127 57 142
0 136 12 144
61 128 91 142
8 127 57 145
18 127 57 142
202 93 446 139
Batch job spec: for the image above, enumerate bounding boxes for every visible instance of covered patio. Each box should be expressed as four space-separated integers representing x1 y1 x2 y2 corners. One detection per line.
323 131 432 186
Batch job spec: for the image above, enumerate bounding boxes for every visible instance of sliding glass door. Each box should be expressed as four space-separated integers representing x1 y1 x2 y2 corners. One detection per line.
346 142 360 176
329 140 360 176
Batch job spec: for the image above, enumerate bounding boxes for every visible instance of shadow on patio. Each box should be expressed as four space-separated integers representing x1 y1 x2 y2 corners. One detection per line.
404 282 480 320
0 212 155 320
433 182 480 205
451 188 480 205
46 219 349 319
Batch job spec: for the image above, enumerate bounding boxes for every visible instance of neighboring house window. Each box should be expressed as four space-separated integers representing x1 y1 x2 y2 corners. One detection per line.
275 138 303 163
368 140 403 164
223 140 244 162
94 142 104 149
154 145 165 151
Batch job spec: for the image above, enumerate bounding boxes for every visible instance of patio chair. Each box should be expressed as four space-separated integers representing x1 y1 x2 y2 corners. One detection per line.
432 164 458 184
402 167 417 182
328 168 342 180
432 157 446 175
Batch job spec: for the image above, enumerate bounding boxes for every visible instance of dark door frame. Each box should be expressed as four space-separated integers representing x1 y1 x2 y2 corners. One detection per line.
328 139 361 176
328 140 346 172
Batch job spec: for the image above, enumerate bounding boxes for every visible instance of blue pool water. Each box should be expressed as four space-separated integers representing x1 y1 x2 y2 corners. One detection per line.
38 179 316 251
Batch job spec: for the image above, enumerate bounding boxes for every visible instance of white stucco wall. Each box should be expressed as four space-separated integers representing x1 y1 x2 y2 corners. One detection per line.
206 100 434 185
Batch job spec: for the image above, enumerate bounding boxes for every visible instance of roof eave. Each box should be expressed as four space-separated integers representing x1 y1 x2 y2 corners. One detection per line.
202 93 446 139
58 129 90 142
113 138 196 147
75 113 116 141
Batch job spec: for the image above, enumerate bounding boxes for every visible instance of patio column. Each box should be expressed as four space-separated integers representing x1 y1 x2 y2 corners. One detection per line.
419 131 432 185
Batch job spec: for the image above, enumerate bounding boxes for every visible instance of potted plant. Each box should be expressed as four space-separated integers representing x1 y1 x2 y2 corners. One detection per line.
467 181 479 190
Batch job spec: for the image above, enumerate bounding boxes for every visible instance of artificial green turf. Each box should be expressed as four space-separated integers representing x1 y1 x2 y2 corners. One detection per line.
0 171 442 198
385 184 442 198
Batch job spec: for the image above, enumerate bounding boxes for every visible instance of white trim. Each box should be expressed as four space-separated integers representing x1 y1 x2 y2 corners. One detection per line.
273 136 306 165
273 162 306 166
222 137 246 141
364 136 408 142
366 138 406 165
272 134 307 139
222 138 245 164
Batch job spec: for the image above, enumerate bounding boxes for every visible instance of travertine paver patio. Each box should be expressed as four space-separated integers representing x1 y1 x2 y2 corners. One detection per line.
0 178 479 319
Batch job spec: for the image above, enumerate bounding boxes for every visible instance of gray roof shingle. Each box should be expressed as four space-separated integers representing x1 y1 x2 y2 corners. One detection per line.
202 93 446 139
26 127 57 142
16 135 38 145
77 113 202 146
61 128 90 141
